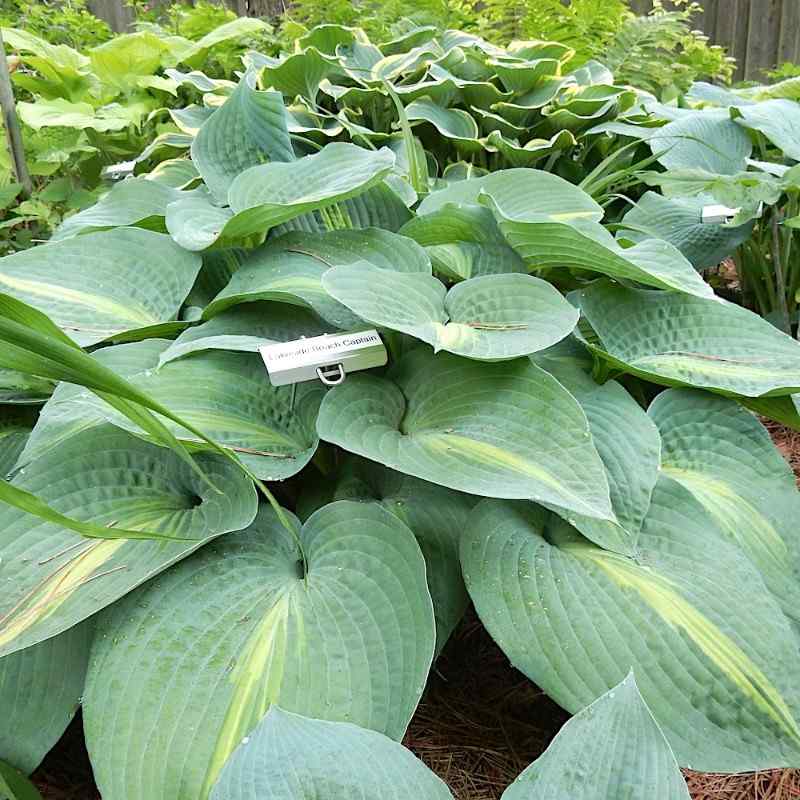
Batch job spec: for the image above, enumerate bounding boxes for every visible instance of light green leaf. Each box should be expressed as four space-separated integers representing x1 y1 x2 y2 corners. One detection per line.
405 96 482 153
83 502 436 800
324 262 579 360
734 100 800 161
0 622 92 774
0 760 43 800
16 98 143 133
247 47 336 102
649 112 752 174
579 279 800 397
89 31 173 92
210 708 453 800
0 228 201 346
649 388 800 626
462 485 800 771
192 71 294 202
0 426 257 656
502 674 689 800
158 303 331 365
317 347 614 520
181 18 271 67
618 191 754 270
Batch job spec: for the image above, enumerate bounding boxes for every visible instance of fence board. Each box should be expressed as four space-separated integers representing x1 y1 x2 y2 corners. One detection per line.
634 0 800 80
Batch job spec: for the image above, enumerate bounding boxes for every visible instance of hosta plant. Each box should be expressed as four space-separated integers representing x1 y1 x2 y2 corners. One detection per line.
1 22 800 800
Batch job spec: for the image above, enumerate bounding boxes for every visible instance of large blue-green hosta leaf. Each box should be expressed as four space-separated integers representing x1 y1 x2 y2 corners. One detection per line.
417 168 712 297
83 503 435 800
166 144 395 250
0 426 256 656
21 341 321 481
477 171 713 298
159 303 331 365
618 191 754 270
462 483 800 771
534 360 660 556
579 280 800 396
319 229 578 360
733 100 800 161
0 622 92 774
502 674 689 800
0 229 201 346
399 204 527 281
317 348 614 521
51 178 185 241
210 708 453 800
649 388 800 626
191 70 294 202
648 112 752 174
301 456 476 653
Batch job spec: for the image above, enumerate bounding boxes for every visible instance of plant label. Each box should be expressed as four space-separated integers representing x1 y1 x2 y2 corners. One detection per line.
259 330 388 387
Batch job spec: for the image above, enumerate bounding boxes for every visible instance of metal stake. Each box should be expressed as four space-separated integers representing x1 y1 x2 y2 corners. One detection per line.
0 28 32 198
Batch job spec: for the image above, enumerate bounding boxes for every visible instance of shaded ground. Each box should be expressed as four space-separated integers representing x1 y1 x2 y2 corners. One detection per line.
31 424 800 800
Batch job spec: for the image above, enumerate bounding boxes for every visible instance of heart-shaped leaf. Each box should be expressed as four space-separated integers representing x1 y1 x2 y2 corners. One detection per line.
733 99 800 161
0 426 257 656
462 483 800 771
302 456 476 652
317 347 614 520
0 228 201 346
210 708 454 800
579 280 800 397
324 263 579 360
83 502 435 800
502 674 690 800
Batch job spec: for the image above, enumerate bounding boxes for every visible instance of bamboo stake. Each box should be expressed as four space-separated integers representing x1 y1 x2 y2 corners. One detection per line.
0 27 32 198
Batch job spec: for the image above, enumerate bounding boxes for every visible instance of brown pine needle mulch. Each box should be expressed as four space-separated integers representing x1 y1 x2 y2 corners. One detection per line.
29 424 800 800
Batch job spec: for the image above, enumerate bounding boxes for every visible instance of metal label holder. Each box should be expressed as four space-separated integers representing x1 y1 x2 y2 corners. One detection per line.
259 330 388 387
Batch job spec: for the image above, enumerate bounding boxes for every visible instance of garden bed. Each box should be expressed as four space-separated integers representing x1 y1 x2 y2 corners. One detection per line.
29 425 800 800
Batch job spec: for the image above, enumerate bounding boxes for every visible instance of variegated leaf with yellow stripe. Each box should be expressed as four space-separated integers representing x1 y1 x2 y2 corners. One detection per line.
0 426 257 657
649 388 800 627
0 229 201 346
316 347 614 521
461 479 800 771
83 502 435 800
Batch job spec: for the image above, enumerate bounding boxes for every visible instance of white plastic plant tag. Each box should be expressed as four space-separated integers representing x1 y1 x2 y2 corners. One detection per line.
259 330 388 387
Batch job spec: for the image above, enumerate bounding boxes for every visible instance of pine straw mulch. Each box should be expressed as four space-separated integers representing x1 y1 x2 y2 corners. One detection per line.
30 424 800 800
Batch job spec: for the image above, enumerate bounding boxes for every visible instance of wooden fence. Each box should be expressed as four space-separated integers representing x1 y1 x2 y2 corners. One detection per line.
89 0 800 81
631 0 800 80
